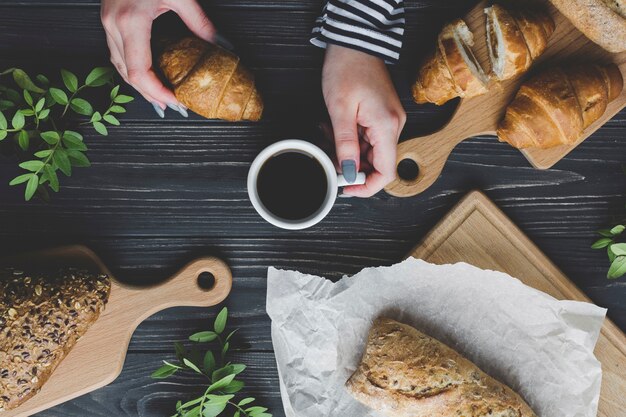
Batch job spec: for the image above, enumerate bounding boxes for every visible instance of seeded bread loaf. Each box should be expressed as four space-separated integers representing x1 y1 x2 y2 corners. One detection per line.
346 318 537 417
0 268 110 411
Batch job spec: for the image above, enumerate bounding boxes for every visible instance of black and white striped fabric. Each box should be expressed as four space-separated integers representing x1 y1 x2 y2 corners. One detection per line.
311 0 405 64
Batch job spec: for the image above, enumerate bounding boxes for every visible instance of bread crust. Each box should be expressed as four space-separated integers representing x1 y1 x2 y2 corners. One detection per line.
0 268 110 411
497 63 624 149
346 318 537 417
549 0 626 53
159 36 263 121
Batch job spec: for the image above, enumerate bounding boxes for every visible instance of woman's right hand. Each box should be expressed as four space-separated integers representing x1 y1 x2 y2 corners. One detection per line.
100 0 217 117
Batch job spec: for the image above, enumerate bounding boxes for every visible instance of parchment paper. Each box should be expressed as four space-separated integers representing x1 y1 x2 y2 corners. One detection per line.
266 258 606 417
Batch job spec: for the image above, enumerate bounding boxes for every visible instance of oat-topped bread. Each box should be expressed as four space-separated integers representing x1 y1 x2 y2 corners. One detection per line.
346 318 537 417
0 268 110 411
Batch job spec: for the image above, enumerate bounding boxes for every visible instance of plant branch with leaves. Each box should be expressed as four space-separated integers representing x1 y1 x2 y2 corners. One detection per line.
151 308 271 417
0 67 133 200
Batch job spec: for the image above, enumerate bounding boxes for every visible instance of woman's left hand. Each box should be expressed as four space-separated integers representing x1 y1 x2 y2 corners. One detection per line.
322 44 406 197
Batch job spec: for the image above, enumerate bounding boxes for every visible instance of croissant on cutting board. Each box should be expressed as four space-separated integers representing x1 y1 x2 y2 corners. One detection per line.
485 4 555 80
413 20 489 105
159 36 263 122
497 63 624 149
413 4 554 105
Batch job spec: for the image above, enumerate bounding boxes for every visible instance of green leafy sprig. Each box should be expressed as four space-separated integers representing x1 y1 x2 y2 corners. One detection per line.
0 67 134 200
151 308 271 417
592 224 626 279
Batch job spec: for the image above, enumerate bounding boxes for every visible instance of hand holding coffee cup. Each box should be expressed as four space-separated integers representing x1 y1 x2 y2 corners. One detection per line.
248 140 366 230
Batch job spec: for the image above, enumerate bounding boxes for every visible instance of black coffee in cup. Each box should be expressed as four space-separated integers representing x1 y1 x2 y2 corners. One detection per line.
257 152 328 221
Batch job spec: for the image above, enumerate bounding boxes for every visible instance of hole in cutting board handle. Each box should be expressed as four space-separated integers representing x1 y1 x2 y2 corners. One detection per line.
197 271 216 290
397 158 420 181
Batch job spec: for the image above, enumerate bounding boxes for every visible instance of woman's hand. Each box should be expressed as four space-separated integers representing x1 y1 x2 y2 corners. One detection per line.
101 0 217 117
322 45 406 198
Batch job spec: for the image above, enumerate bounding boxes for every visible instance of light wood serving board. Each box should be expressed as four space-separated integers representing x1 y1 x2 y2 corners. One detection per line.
408 190 626 416
386 0 626 198
0 245 233 417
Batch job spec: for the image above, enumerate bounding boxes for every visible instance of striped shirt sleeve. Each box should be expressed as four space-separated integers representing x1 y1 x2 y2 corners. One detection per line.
310 0 405 64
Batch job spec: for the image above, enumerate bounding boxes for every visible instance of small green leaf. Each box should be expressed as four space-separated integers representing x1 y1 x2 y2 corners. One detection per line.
174 342 186 362
19 160 44 172
0 130 7 141
608 256 626 279
35 98 45 112
203 351 216 373
20 109 35 116
151 363 178 379
13 69 45 93
110 85 120 99
9 173 35 186
0 100 13 111
225 329 238 343
0 111 6 129
212 365 236 382
35 149 53 158
70 98 93 116
40 131 60 145
36 74 50 86
90 111 102 122
234 411 241 417
610 243 626 257
24 174 39 200
67 150 91 167
201 401 227 417
23 90 33 106
207 374 236 393
221 342 229 358
222 379 244 394
182 358 202 374
93 121 108 136
61 69 78 92
592 238 613 249
238 398 255 407
12 112 25 129
38 108 50 119
214 308 228 334
109 105 126 113
610 225 625 235
597 229 614 238
17 130 29 150
114 94 134 104
63 131 87 150
103 114 120 125
44 165 59 192
85 67 114 87
53 150 72 176
49 88 68 105
189 331 218 343
244 406 268 415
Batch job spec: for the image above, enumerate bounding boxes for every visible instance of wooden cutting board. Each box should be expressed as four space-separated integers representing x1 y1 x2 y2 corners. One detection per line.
0 245 233 417
386 0 626 198
408 190 626 416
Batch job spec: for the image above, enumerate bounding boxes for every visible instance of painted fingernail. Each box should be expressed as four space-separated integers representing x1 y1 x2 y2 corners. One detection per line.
168 103 188 118
338 193 353 198
341 160 357 184
151 102 165 118
215 33 234 51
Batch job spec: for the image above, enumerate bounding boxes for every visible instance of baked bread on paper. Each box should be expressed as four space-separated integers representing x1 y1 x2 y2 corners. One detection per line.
347 318 537 417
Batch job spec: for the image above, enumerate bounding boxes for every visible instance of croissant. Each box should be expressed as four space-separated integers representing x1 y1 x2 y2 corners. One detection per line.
159 36 263 121
413 19 489 105
485 4 555 80
497 63 624 149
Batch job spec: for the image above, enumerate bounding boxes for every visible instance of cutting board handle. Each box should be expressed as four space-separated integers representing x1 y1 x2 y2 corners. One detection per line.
385 99 492 198
111 257 233 323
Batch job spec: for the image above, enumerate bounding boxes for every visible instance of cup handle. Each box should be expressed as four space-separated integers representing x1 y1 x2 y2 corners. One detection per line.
337 172 367 187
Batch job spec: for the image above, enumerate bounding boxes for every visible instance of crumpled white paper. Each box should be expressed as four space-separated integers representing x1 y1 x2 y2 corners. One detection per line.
266 258 607 417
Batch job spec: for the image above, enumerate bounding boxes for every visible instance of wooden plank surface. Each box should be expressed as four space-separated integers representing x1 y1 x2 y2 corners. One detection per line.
0 0 624 416
409 191 626 417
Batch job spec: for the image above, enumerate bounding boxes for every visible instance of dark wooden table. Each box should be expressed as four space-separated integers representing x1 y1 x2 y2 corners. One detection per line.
1 1 625 416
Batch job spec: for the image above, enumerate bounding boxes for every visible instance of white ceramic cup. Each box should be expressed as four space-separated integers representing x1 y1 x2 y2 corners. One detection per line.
247 139 366 230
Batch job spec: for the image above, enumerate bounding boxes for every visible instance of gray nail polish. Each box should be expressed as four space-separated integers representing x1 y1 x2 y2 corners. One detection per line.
151 102 165 118
168 103 188 118
338 193 354 198
215 33 234 51
341 160 357 184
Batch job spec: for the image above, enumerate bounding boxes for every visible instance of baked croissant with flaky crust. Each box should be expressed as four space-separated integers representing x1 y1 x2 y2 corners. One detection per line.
485 4 555 80
413 19 489 105
159 36 263 121
497 63 623 149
